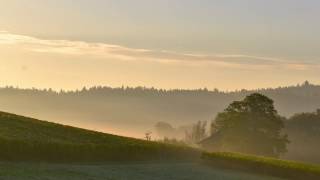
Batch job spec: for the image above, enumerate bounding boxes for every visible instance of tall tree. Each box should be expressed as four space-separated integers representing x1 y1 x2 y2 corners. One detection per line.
212 93 289 157
185 121 207 144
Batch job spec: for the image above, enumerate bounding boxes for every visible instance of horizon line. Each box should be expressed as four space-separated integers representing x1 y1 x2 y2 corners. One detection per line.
0 80 316 94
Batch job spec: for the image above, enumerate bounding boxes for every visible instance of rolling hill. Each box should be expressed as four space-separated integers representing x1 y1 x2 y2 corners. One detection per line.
1 111 319 179
0 111 199 162
202 152 320 180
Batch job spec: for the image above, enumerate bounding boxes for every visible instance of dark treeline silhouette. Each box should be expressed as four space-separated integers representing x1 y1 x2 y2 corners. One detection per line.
0 81 319 138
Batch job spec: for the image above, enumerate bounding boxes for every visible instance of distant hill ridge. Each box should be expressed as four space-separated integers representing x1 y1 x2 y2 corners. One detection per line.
0 81 319 137
1 80 319 96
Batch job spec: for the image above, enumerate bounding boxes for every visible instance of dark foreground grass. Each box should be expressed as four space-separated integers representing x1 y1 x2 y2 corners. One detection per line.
202 152 320 180
0 162 283 180
0 111 200 162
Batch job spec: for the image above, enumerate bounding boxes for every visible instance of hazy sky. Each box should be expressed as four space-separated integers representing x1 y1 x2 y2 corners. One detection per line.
0 0 319 90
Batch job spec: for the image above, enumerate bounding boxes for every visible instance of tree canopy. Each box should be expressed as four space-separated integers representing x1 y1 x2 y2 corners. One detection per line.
212 93 289 157
284 110 320 163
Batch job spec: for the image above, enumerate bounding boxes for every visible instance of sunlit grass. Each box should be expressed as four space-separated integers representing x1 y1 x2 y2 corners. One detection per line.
202 152 320 179
0 111 199 162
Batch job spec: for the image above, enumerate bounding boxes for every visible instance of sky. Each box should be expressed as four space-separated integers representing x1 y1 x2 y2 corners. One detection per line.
0 0 319 90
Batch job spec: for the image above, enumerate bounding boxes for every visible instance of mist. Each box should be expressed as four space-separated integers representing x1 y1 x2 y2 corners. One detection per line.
0 82 319 138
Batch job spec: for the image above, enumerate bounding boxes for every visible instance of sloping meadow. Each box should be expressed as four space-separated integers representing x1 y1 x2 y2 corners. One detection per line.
0 111 200 162
202 152 320 180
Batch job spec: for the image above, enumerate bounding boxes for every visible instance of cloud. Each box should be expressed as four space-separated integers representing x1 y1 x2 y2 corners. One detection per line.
0 32 317 70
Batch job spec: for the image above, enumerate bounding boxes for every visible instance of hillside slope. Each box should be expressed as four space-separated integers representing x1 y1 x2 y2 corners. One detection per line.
202 152 320 180
0 111 199 162
0 111 318 179
0 111 142 144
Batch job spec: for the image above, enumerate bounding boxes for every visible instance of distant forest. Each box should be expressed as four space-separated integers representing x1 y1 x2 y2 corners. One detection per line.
0 81 319 138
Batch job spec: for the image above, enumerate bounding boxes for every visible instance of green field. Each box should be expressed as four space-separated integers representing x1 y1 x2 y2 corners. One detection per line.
0 111 199 162
0 162 284 180
202 152 320 180
1 111 319 179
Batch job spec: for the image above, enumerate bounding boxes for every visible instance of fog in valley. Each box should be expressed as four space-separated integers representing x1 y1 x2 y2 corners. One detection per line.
0 81 319 163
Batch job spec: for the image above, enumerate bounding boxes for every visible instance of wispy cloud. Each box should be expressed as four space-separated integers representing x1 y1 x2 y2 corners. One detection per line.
0 32 317 70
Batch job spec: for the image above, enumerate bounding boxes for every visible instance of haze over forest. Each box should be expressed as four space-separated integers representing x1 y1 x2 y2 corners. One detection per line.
0 81 318 138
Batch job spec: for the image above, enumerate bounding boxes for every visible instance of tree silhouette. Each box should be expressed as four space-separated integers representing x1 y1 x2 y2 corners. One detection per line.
185 121 207 144
145 131 152 141
212 93 289 157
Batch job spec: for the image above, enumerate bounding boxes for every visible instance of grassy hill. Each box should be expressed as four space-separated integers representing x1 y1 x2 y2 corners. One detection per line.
1 111 320 179
202 152 320 180
0 111 199 162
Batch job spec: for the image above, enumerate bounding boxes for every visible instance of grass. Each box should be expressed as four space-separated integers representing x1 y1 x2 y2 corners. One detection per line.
0 162 283 180
0 111 199 162
202 152 320 180
0 110 319 179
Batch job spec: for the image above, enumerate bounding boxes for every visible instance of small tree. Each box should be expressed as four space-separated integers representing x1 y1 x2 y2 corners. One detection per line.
145 131 152 141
